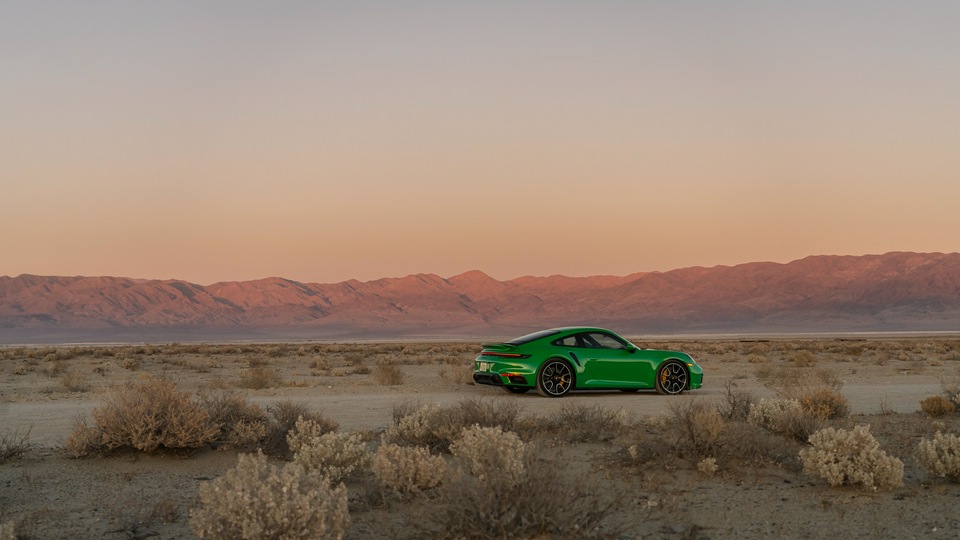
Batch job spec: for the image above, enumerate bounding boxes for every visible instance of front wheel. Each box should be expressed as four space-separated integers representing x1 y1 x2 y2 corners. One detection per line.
536 359 574 397
655 361 688 395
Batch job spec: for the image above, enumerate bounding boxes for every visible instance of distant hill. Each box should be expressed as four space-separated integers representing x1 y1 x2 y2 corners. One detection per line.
2 252 959 343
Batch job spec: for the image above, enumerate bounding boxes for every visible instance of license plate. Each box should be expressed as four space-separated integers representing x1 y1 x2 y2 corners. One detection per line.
479 362 489 371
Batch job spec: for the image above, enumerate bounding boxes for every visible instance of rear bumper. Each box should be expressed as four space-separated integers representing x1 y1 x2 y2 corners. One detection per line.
473 372 504 386
473 372 530 387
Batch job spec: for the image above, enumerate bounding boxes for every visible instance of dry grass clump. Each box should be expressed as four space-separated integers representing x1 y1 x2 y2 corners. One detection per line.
915 432 960 482
799 425 904 491
718 421 798 466
666 400 725 458
119 355 140 370
190 451 349 540
440 364 474 385
535 403 627 443
372 442 450 494
288 418 371 483
375 364 405 386
0 428 31 464
0 520 14 540
236 366 281 389
65 377 218 457
919 395 956 417
59 371 91 393
791 350 817 367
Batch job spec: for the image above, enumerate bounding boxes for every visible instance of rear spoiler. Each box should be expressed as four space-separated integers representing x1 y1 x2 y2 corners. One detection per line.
480 343 516 352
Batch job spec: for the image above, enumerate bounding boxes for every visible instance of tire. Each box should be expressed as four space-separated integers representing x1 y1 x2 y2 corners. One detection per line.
503 386 531 394
655 360 688 395
536 359 574 397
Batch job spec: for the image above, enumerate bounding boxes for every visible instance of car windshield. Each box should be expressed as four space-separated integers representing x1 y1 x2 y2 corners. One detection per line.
506 329 561 345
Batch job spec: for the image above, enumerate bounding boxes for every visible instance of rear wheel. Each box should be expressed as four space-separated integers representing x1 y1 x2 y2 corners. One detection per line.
655 361 688 395
503 386 531 394
537 359 574 397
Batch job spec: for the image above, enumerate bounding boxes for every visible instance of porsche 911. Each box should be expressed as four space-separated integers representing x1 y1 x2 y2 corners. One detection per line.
473 327 703 397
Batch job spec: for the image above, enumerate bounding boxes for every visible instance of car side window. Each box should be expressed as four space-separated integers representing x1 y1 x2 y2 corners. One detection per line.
553 335 594 348
589 333 628 350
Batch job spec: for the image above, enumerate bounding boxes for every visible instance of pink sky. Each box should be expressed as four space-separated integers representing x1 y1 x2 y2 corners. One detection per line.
2 2 959 285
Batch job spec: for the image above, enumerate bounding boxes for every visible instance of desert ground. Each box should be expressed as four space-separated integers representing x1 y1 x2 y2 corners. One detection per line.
2 336 960 539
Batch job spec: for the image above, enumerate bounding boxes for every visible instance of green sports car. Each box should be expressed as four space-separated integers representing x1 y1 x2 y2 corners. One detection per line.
473 327 703 397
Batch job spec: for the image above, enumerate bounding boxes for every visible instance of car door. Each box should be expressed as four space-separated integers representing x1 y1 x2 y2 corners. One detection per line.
581 332 651 388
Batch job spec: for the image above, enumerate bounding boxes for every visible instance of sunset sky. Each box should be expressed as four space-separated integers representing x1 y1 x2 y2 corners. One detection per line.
3 2 959 285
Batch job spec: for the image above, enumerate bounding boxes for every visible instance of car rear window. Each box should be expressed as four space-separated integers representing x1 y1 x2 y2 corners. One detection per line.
506 329 561 345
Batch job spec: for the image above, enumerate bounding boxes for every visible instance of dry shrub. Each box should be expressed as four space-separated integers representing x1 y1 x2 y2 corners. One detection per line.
425 450 619 539
385 399 520 452
120 356 140 370
747 398 824 443
717 380 756 421
799 387 849 419
915 432 960 482
385 404 460 451
65 377 218 456
920 395 956 417
237 367 281 389
718 421 797 465
697 457 719 476
666 400 725 458
42 360 66 377
440 364 474 385
761 366 842 400
1 428 31 464
747 353 767 364
791 350 817 367
536 403 627 443
310 357 328 371
199 392 267 443
59 371 91 393
373 442 450 494
450 426 527 488
264 401 339 458
190 452 349 540
375 365 405 386
748 399 800 432
940 380 960 409
288 419 371 483
799 425 904 491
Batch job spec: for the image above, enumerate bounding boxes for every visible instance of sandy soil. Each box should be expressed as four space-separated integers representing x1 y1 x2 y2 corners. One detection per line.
2 338 960 539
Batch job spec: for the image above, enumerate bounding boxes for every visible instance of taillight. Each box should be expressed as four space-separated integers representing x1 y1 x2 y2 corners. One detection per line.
481 352 529 359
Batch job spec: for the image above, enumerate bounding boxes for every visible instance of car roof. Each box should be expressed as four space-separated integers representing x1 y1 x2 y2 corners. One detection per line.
547 326 615 334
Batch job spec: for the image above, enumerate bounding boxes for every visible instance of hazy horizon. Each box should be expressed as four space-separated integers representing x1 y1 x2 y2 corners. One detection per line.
4 2 959 284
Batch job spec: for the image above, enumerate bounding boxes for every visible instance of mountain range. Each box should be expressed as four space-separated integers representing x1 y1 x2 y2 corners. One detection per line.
2 252 959 343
